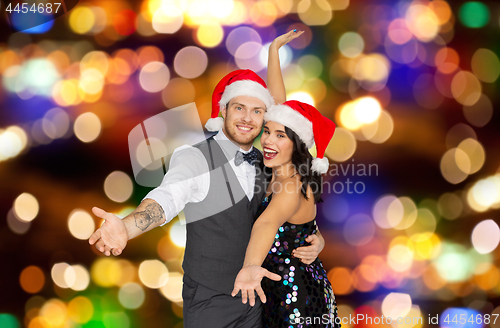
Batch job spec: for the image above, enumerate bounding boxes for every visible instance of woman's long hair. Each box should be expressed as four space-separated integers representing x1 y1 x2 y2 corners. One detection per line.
285 126 323 203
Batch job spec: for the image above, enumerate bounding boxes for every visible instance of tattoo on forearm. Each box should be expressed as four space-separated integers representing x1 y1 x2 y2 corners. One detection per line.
134 203 165 231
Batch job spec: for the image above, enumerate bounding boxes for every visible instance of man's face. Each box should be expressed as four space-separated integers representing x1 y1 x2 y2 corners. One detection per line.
221 95 266 151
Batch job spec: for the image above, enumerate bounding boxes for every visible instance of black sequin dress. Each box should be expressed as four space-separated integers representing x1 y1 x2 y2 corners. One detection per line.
258 193 341 328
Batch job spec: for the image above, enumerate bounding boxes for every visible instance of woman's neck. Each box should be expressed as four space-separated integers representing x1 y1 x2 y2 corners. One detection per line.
272 163 297 181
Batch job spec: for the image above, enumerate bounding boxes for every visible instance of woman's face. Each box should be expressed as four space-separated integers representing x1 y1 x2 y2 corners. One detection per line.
260 121 294 168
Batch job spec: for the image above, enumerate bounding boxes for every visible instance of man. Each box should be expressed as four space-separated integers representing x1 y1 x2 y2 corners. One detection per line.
89 69 325 327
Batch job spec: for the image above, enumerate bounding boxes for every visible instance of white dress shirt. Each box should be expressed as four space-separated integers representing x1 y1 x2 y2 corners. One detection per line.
142 128 257 226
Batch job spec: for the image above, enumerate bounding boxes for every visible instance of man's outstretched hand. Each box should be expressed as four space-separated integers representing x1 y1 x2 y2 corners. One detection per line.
231 265 281 306
89 207 128 256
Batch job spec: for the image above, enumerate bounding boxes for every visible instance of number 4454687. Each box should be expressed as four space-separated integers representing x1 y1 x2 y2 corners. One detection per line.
443 313 498 325
5 2 61 14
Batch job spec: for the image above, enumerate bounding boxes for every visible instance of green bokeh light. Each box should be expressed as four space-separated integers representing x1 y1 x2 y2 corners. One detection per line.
0 314 20 328
459 2 490 28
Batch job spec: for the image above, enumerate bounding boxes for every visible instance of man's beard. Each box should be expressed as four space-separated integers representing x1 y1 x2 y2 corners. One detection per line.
224 121 261 147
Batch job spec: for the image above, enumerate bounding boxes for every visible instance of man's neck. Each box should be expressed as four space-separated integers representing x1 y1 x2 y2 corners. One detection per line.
220 127 253 151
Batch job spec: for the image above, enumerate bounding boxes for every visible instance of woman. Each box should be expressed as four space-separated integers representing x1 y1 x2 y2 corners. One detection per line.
231 31 342 327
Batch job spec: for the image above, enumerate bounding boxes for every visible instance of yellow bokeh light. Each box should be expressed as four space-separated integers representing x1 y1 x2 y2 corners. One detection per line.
74 112 102 143
451 71 482 106
354 97 381 124
104 171 134 203
138 260 169 289
91 257 122 287
428 0 452 25
224 0 248 26
40 299 67 327
405 4 439 42
208 0 234 19
152 5 184 34
196 23 224 48
466 184 489 213
68 296 93 324
471 177 500 208
51 262 71 288
0 130 23 160
405 208 436 241
52 79 84 107
68 209 95 240
373 195 402 229
287 91 315 106
339 101 363 130
413 233 441 260
354 54 390 83
249 1 277 27
68 265 90 291
160 271 183 302
381 292 412 318
298 0 332 26
81 51 109 76
13 192 39 222
69 7 95 34
388 244 414 272
79 68 104 95
392 196 418 230
324 127 356 162
367 109 393 144
6 125 28 149
456 138 485 174
169 219 186 248
440 148 469 184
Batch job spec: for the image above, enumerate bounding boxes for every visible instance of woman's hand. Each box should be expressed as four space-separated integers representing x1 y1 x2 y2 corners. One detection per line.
270 29 305 50
231 265 281 306
292 234 324 265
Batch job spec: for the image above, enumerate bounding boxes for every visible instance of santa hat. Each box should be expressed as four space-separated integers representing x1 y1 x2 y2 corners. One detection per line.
205 69 274 131
264 100 336 174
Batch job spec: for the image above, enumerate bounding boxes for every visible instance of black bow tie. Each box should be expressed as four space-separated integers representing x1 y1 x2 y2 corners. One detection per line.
235 148 258 166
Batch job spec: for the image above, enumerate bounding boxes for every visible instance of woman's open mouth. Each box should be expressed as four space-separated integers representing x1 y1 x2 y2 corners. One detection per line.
263 147 278 160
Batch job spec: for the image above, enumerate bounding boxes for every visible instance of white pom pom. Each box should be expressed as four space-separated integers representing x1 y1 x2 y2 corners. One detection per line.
205 117 224 132
311 157 329 174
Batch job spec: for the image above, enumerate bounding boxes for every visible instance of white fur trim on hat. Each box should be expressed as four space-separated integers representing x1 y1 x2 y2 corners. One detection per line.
219 80 274 110
204 117 224 132
312 157 329 174
264 104 315 148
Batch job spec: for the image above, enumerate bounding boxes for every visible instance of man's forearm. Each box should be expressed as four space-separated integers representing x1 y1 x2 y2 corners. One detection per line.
123 198 167 240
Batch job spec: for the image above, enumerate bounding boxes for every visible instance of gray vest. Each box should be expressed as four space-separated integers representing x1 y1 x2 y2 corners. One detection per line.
182 136 268 295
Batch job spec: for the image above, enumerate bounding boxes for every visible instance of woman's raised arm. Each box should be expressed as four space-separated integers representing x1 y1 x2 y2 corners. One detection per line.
267 30 304 104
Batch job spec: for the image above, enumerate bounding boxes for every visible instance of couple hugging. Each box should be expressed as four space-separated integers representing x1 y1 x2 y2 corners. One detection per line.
89 31 341 328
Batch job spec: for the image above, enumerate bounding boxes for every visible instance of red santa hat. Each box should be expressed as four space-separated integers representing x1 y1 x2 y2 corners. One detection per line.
205 69 274 131
264 100 336 174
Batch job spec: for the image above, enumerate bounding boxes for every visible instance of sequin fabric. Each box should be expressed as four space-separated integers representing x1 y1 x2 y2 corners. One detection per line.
258 194 341 328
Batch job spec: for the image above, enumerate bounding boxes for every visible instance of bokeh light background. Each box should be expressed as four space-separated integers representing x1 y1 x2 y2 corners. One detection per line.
1 0 500 327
